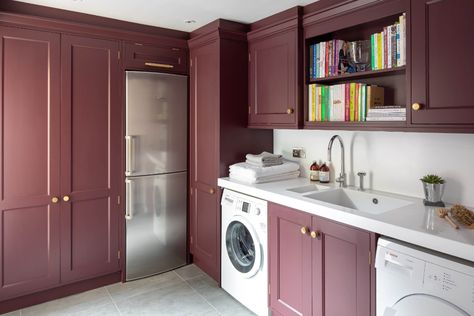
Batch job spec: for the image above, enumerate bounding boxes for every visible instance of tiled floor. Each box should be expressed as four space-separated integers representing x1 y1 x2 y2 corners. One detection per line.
5 265 255 316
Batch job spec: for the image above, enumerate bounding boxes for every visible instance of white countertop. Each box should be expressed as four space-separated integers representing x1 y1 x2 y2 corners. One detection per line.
218 177 474 262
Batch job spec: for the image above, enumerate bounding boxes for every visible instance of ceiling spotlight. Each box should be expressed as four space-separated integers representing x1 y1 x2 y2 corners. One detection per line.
184 20 196 24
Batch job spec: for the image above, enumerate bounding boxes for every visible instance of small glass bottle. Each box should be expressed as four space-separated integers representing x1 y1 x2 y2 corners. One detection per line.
310 161 320 181
319 162 330 183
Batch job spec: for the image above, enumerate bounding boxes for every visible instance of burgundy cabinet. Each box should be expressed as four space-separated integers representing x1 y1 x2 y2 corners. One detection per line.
247 8 303 129
269 203 312 316
411 0 474 127
0 27 61 301
269 203 375 316
123 42 187 74
188 20 273 282
60 35 121 282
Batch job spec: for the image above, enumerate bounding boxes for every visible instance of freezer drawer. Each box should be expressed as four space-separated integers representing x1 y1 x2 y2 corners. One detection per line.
125 71 187 176
125 172 187 280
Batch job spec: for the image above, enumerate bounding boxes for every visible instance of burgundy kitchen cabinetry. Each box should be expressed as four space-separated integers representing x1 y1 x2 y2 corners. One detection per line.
0 26 61 302
247 7 303 129
269 203 376 316
123 41 187 74
188 20 272 282
410 0 474 128
0 28 121 303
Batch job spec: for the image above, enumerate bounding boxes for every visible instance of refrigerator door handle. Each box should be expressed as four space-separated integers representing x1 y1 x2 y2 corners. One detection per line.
125 179 133 220
125 135 135 176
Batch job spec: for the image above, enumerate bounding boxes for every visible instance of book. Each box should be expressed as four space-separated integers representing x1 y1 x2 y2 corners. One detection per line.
320 42 325 78
390 25 397 68
355 83 359 121
345 83 350 121
361 84 367 121
371 34 375 70
317 86 322 121
366 116 406 121
312 84 317 121
400 13 406 66
383 27 388 69
315 44 319 78
396 23 401 66
387 26 392 69
366 86 385 108
349 83 356 121
377 32 383 70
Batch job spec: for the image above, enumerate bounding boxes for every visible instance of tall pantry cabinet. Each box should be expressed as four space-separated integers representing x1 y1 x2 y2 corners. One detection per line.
0 27 121 301
188 20 273 282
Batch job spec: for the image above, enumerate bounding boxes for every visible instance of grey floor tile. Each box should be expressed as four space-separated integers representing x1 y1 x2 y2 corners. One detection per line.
107 270 182 303
115 281 215 316
21 287 114 316
1 311 21 316
174 264 204 281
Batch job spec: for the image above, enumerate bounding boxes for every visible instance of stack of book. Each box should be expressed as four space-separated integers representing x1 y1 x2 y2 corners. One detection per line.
308 83 385 122
309 39 345 79
366 106 406 121
371 13 406 70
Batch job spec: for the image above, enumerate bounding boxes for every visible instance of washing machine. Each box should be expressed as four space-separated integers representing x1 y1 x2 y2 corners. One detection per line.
221 189 268 316
376 237 474 316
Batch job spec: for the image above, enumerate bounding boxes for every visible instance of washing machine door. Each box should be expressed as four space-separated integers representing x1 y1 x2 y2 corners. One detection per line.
384 294 469 316
225 215 262 278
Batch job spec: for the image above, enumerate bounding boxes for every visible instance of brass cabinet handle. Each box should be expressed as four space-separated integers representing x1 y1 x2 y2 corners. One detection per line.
144 62 174 69
51 197 59 204
310 231 321 239
63 195 70 202
209 188 215 194
300 226 309 235
412 103 422 111
286 108 294 114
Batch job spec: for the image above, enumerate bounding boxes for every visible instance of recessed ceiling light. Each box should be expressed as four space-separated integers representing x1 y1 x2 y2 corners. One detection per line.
184 20 196 24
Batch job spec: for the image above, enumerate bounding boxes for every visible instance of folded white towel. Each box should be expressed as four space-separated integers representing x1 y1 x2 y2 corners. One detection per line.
230 170 300 184
229 160 300 179
246 160 282 167
245 152 283 164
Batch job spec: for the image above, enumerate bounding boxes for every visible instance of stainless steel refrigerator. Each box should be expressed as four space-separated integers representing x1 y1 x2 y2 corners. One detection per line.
125 71 187 281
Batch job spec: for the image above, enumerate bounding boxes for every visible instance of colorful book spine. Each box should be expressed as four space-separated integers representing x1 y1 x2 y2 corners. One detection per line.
317 86 322 121
396 23 401 66
387 26 392 69
400 13 406 66
315 43 319 78
349 83 356 121
345 84 350 121
377 32 383 70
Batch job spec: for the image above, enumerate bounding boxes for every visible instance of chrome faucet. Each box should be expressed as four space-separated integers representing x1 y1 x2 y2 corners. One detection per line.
327 135 346 187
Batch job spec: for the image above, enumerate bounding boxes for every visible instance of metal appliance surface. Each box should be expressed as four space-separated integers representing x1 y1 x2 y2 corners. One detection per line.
125 71 187 281
375 237 474 316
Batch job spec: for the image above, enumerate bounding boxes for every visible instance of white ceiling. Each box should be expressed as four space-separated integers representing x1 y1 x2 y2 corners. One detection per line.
14 0 316 32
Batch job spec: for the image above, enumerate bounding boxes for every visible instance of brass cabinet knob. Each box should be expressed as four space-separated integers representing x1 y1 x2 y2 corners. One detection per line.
51 197 59 204
286 108 294 114
300 226 309 235
63 195 70 202
412 103 422 111
310 231 321 239
209 188 215 194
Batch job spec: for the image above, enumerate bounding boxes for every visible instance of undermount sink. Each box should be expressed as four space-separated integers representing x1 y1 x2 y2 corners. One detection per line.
287 184 330 194
304 188 413 215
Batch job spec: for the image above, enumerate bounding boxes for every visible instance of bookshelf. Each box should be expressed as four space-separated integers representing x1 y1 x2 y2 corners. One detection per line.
302 0 408 130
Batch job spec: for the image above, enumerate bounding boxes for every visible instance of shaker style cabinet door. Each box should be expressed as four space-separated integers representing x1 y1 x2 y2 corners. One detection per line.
411 0 474 125
189 40 221 282
312 217 372 316
60 35 121 282
0 27 61 300
248 28 299 127
269 203 312 316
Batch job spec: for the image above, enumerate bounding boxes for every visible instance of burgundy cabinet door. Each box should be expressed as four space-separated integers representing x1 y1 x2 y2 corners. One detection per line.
269 203 312 316
0 27 61 300
248 29 299 127
123 42 187 74
411 0 474 125
60 35 121 282
312 217 373 316
189 40 220 282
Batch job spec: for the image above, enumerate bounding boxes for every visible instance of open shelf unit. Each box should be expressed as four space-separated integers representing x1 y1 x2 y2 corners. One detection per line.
302 0 409 130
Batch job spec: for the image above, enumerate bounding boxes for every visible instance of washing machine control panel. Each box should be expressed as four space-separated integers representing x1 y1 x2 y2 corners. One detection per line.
424 262 474 310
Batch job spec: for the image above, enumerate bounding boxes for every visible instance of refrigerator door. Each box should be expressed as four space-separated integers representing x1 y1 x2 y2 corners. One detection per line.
125 172 187 280
126 71 187 176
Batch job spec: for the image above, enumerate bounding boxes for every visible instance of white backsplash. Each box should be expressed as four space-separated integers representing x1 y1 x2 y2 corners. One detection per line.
274 129 474 206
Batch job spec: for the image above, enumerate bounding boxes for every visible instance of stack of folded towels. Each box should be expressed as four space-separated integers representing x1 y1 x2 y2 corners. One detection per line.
229 152 300 184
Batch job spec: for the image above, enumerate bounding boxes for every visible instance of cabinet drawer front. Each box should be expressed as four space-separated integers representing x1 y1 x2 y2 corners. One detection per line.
124 42 187 74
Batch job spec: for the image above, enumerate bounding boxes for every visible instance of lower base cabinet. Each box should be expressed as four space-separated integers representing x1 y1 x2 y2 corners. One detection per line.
269 203 376 316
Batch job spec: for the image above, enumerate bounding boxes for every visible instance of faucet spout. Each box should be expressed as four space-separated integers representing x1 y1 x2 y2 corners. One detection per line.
327 135 346 187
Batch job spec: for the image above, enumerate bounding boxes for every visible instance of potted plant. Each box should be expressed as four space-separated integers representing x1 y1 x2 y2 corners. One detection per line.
420 174 445 205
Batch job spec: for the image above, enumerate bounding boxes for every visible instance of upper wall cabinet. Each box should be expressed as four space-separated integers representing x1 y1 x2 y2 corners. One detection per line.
247 8 303 129
410 0 474 129
123 42 187 74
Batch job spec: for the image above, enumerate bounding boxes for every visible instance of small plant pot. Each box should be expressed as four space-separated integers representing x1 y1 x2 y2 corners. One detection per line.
422 182 445 203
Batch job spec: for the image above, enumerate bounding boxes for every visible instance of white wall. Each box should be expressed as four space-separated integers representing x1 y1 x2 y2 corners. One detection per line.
274 129 474 206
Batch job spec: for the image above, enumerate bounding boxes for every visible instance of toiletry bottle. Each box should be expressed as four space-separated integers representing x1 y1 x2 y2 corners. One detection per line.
310 161 320 181
319 162 330 183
